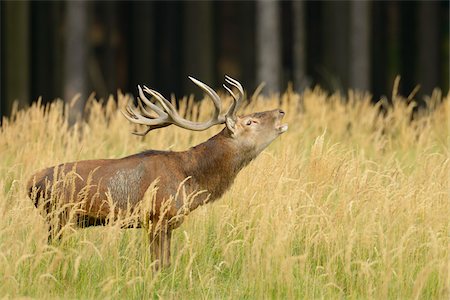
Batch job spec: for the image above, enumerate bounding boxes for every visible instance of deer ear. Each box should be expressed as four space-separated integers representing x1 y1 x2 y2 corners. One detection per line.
225 117 237 136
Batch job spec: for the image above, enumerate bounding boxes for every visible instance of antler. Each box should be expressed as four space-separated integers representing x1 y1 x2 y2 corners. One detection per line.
222 75 244 120
122 75 244 135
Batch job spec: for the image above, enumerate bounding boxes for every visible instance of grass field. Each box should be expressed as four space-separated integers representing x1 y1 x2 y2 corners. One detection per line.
0 84 448 299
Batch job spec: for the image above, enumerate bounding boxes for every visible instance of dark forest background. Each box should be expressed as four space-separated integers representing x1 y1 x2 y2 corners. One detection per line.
1 1 449 119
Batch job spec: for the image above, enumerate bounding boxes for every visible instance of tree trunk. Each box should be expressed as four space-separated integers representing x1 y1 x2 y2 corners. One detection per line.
129 2 155 92
386 2 400 93
239 2 257 91
322 1 349 92
64 0 88 123
256 0 281 94
350 1 371 92
183 1 214 97
31 2 63 103
292 0 307 91
417 1 439 96
4 1 30 115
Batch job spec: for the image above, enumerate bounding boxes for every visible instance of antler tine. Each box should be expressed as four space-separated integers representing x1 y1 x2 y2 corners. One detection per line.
122 85 172 129
142 86 177 115
185 76 227 126
122 103 157 125
136 97 155 118
131 123 174 136
225 75 244 95
122 101 172 135
223 75 244 120
137 85 166 117
131 126 152 136
183 75 225 126
188 76 222 121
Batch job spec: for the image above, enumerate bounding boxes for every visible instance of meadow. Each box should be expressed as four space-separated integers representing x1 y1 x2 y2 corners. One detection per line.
0 82 448 299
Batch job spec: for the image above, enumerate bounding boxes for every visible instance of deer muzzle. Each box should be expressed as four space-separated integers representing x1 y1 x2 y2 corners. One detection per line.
275 109 288 133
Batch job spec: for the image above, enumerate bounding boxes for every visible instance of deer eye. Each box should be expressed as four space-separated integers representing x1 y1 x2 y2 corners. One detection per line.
246 120 252 126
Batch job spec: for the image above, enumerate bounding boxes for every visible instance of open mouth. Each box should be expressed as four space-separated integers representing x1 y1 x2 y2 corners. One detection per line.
277 124 288 133
276 115 288 133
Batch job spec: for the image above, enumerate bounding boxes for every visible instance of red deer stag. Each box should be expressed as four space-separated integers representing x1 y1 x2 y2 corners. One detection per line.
27 75 288 270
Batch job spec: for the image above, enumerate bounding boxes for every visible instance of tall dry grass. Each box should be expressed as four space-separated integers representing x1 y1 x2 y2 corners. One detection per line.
0 84 448 299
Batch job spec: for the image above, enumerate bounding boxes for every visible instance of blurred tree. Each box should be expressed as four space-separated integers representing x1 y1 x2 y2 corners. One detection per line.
292 0 307 91
371 2 387 99
305 2 323 88
216 1 256 90
386 2 400 94
155 2 182 96
399 2 417 96
90 2 129 98
322 1 349 92
350 1 371 92
128 2 155 91
3 1 30 114
256 0 281 94
183 1 214 97
238 2 257 92
417 1 439 96
31 2 63 103
64 0 88 123
104 2 119 93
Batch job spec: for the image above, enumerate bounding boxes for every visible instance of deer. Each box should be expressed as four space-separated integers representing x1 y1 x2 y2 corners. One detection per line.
27 75 288 270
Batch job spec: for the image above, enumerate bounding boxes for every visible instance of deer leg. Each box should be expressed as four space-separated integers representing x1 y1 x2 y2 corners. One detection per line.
149 229 161 272
44 205 60 244
47 224 56 244
149 219 172 271
161 227 172 268
47 207 69 244
47 218 63 244
149 223 161 272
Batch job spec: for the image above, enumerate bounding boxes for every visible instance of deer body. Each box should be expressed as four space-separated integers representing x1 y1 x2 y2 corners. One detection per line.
28 76 287 270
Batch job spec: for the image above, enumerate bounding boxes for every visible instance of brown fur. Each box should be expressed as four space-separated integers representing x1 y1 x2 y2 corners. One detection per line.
27 109 287 270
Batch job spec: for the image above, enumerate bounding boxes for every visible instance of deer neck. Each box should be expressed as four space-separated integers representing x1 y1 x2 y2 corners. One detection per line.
182 129 255 201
